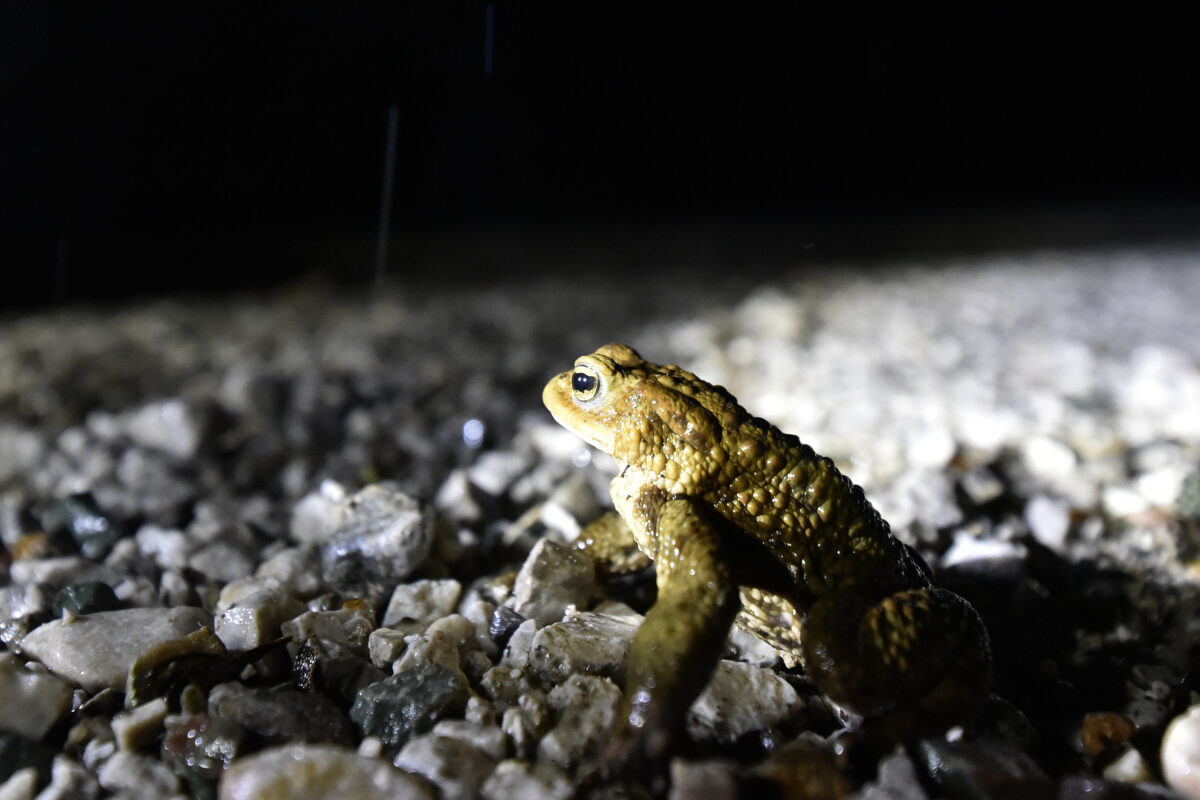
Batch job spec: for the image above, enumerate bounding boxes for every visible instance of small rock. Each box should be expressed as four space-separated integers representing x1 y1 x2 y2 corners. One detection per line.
905 425 957 471
466 450 531 498
395 615 477 684
853 747 928 800
35 755 101 800
209 683 354 745
40 494 122 560
122 398 202 460
753 737 855 800
481 759 572 800
96 749 182 799
1101 747 1152 783
111 697 169 751
940 530 1026 568
218 743 434 800
505 539 597 627
135 525 189 571
957 464 1007 509
1022 435 1078 481
320 485 432 602
1025 495 1071 550
430 719 506 760
8 556 110 588
1081 712 1135 759
188 541 256 584
367 627 409 668
52 582 121 616
0 766 37 800
349 663 469 750
282 602 376 657
382 579 463 629
254 545 324 598
686 659 804 742
0 732 54 790
537 674 621 768
1163 703 1200 799
432 469 484 526
393 733 497 800
669 759 739 800
527 609 640 684
289 481 347 545
498 619 538 672
916 737 1055 800
18 606 211 692
539 473 602 539
214 588 305 651
0 653 73 740
0 426 43 486
161 713 245 785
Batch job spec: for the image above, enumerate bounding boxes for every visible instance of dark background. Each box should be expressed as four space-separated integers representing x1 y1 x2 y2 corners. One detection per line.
4 6 1198 310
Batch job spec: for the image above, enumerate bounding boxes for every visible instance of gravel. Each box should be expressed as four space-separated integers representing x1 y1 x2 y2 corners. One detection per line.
2 249 1200 798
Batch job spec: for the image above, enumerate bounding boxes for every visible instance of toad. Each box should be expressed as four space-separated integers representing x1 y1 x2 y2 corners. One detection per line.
543 344 991 770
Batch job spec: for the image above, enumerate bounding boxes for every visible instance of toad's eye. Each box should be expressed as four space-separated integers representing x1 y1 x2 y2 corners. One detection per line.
571 366 601 402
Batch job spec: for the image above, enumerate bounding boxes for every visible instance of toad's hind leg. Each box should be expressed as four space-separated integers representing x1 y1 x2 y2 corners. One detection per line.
801 585 991 737
600 498 740 770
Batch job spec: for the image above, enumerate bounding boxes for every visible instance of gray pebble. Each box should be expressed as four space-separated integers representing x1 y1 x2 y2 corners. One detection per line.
528 610 640 684
96 750 183 799
1025 495 1072 550
685 660 803 742
382 579 463 629
393 733 497 800
214 588 305 651
0 653 73 740
209 682 354 745
289 480 347 545
481 759 572 800
121 399 202 461
505 539 597 627
1162 704 1200 800
537 674 621 768
217 743 435 800
669 759 739 800
281 603 375 658
320 485 432 602
111 697 169 752
18 606 211 692
35 755 102 800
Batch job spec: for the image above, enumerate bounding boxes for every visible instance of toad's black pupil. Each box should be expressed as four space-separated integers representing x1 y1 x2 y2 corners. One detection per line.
572 372 596 393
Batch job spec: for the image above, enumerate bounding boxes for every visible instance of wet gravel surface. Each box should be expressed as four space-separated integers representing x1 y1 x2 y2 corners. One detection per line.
2 248 1200 799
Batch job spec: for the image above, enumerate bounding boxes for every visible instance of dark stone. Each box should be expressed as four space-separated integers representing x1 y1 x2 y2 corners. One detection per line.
208 683 355 745
916 737 1055 800
0 730 54 787
320 486 432 604
349 663 468 750
40 492 122 559
488 604 526 645
53 581 121 615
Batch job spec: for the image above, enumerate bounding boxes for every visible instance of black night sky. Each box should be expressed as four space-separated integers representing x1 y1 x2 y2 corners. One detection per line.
4 6 1199 309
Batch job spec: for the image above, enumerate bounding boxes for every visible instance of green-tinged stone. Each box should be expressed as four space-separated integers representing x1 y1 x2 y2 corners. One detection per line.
53 581 121 615
41 493 122 559
349 663 468 750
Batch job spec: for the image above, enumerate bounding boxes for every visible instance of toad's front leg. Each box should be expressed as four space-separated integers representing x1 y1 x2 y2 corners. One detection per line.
596 497 740 775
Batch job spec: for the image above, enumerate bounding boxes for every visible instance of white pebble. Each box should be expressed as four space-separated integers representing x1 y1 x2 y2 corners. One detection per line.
1164 704 1200 799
